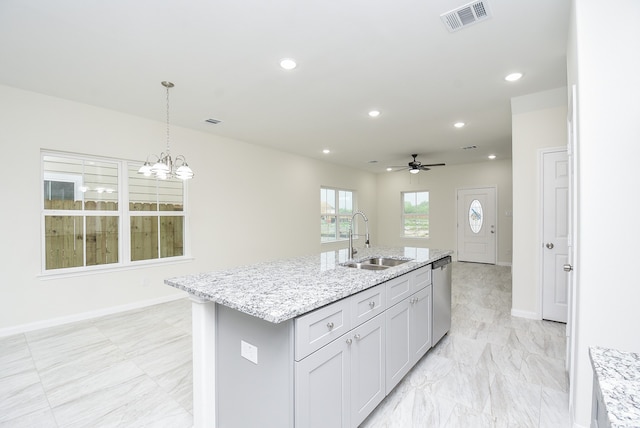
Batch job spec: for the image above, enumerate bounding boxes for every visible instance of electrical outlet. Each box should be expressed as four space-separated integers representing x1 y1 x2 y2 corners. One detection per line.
241 340 258 364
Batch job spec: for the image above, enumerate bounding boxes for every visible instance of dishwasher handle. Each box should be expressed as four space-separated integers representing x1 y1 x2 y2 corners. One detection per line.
432 256 451 270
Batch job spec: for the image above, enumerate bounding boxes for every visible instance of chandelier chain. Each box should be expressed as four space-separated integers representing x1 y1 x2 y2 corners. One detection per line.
166 84 171 154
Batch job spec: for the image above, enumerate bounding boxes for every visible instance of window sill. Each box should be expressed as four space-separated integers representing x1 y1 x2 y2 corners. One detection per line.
38 256 195 281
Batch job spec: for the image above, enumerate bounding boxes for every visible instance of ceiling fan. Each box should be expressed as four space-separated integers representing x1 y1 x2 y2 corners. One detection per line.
389 154 446 174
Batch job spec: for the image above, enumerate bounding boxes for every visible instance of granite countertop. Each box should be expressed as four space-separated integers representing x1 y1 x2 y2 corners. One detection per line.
165 246 452 324
590 347 640 427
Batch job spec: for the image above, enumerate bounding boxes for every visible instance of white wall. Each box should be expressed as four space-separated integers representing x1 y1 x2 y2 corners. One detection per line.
569 1 640 426
511 88 567 318
0 84 377 333
375 160 513 265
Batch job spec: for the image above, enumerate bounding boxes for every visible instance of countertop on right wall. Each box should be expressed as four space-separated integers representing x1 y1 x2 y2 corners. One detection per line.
590 347 640 427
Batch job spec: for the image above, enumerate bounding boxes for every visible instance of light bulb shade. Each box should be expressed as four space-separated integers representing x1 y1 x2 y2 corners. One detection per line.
409 168 420 174
138 162 153 176
152 161 170 173
176 165 194 179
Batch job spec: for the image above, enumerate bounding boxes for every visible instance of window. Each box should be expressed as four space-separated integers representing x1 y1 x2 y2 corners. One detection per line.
402 191 429 238
320 187 354 242
42 152 187 273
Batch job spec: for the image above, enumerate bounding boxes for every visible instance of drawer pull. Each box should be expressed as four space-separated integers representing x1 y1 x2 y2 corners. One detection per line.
327 322 334 330
369 301 376 309
354 334 361 340
346 338 352 345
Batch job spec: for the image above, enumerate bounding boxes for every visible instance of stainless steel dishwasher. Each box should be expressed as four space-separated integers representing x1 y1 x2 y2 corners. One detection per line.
432 256 452 346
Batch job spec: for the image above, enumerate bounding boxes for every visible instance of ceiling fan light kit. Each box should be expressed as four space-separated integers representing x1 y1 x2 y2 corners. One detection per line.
138 81 194 180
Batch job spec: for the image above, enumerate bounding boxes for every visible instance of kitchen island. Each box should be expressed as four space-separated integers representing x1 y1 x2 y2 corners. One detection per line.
166 246 452 428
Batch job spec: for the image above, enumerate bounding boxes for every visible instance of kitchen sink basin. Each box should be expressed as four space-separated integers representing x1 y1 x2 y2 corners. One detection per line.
342 257 411 270
342 262 389 271
362 257 410 267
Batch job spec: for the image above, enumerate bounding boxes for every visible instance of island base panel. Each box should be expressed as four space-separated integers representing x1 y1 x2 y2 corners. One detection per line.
217 305 295 428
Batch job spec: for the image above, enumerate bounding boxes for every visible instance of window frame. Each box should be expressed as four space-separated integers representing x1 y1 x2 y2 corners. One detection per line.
40 151 190 277
320 186 356 243
401 190 430 239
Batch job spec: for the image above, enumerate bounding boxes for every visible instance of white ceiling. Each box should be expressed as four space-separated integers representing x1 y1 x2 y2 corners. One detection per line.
0 0 570 173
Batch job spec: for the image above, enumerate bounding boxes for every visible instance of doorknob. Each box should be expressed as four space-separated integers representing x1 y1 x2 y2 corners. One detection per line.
546 243 554 249
563 264 573 272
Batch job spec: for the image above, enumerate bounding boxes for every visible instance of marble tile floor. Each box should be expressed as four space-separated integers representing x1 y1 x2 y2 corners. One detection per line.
0 262 571 427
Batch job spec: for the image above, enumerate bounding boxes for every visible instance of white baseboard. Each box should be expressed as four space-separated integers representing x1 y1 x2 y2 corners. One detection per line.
0 292 188 338
510 308 540 320
496 261 512 268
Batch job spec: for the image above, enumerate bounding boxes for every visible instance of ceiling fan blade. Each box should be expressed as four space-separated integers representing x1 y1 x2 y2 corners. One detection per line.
420 163 446 167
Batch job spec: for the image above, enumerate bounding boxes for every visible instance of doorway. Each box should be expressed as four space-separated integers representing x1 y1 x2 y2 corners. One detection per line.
456 187 497 264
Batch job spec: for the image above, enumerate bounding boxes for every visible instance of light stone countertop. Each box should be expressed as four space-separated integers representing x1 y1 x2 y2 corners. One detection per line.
165 246 452 323
590 347 640 427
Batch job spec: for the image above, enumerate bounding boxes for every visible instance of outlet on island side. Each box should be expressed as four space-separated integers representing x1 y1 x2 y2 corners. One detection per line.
241 340 258 364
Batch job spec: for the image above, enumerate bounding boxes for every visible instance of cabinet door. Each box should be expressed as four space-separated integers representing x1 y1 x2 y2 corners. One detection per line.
350 314 385 428
410 286 432 364
385 298 411 395
295 336 350 428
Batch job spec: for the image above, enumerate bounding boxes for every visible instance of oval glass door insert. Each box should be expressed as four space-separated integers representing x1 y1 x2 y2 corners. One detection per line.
469 199 483 233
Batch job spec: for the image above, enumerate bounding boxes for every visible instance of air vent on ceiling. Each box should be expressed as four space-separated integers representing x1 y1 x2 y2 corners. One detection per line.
440 1 491 33
205 118 222 125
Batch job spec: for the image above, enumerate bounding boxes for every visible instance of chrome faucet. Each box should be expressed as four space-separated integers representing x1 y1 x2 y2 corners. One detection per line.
349 211 370 259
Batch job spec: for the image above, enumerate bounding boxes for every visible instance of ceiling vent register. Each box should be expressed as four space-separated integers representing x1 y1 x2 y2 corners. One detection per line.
440 1 492 32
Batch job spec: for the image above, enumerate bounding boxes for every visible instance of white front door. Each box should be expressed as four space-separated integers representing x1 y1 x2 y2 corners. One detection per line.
541 149 569 323
456 187 497 264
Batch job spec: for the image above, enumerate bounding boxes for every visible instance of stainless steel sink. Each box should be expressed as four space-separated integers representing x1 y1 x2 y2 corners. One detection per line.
362 257 410 267
342 257 411 270
342 262 389 271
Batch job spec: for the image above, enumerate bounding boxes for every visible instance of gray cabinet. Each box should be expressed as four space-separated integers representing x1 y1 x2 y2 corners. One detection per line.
350 315 386 427
385 266 432 394
295 314 385 428
295 329 350 428
385 295 411 394
295 288 386 428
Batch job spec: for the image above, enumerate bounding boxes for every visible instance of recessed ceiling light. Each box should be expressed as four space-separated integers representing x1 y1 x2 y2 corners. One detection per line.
505 72 523 82
322 149 330 154
279 58 297 70
368 110 381 118
386 167 393 172
488 154 497 160
454 122 465 128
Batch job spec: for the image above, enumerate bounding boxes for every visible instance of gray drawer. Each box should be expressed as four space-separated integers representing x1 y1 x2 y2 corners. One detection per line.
412 265 432 292
386 274 412 307
350 283 386 327
295 298 351 361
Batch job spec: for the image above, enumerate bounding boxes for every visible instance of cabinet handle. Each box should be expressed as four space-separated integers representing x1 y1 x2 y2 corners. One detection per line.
369 301 376 309
346 338 352 345
327 322 334 330
354 334 361 340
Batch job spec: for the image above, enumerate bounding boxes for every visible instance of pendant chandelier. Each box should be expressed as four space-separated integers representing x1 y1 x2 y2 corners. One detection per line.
138 81 194 180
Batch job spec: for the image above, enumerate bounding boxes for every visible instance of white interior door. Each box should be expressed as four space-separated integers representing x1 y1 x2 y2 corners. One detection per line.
541 149 569 323
456 187 496 264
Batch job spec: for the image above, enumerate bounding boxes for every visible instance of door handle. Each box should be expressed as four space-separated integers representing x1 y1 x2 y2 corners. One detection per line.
546 243 554 249
563 264 573 272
